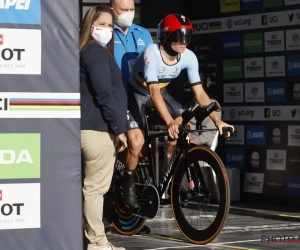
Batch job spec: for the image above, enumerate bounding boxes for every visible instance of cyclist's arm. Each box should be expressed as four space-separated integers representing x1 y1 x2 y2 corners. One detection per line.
191 84 220 124
148 84 173 125
144 45 174 125
184 50 221 124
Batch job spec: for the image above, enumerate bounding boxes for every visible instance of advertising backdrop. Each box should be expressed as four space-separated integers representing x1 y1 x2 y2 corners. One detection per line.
191 1 300 200
0 0 82 249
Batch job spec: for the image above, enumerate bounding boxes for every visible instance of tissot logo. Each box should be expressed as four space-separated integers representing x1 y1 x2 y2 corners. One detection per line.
266 150 286 170
244 58 264 78
243 173 264 193
223 83 243 103
288 126 300 146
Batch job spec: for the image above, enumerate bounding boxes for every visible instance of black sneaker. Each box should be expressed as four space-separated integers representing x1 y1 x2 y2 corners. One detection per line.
120 184 139 209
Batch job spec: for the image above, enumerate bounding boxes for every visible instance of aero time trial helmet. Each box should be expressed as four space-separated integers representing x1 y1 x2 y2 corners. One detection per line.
157 13 193 45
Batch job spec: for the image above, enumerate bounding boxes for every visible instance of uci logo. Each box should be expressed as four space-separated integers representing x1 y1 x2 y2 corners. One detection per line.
193 22 208 31
0 0 41 24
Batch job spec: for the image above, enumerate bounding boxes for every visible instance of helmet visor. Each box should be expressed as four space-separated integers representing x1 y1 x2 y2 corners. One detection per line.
167 29 192 44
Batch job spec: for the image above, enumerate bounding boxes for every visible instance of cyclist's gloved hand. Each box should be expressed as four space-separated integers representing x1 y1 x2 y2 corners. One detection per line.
167 120 179 139
116 133 128 152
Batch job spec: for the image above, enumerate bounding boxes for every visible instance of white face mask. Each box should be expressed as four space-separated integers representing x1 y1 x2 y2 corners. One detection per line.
91 26 112 46
115 11 135 28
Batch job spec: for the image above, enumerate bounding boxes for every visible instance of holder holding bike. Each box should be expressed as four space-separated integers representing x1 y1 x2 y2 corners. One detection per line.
107 101 233 245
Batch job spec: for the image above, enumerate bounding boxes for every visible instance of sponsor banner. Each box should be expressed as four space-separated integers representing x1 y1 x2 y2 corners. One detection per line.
244 57 264 78
225 148 245 168
266 125 286 146
225 125 245 145
193 9 300 34
243 33 263 53
266 149 286 171
264 30 285 52
263 0 283 8
287 81 300 102
222 34 242 55
0 183 40 229
286 29 300 51
287 149 300 169
242 0 262 10
263 171 286 196
0 134 40 179
223 83 243 103
220 0 240 13
266 81 286 102
0 28 41 75
0 92 80 118
246 148 266 169
285 0 300 5
288 125 300 146
287 55 300 76
243 172 264 193
246 125 265 145
286 175 300 197
245 82 265 102
223 59 243 79
265 56 285 77
222 105 300 121
0 0 41 24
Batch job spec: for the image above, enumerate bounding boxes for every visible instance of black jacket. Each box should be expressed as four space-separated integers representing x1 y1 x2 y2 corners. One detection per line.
80 42 127 136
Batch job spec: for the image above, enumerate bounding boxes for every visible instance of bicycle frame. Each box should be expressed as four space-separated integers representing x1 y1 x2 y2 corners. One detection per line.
143 102 222 199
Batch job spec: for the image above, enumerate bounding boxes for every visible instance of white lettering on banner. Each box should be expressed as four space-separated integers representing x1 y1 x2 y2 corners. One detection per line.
285 0 300 6
265 56 285 77
266 150 286 171
223 83 243 103
192 9 300 34
264 31 285 52
286 29 300 51
225 125 244 145
244 58 264 78
244 82 265 102
288 126 300 146
222 106 300 121
0 0 31 9
0 183 40 229
0 150 33 164
243 173 264 193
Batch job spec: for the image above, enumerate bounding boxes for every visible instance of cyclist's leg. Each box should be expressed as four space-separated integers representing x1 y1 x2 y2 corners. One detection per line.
160 89 184 166
121 89 148 208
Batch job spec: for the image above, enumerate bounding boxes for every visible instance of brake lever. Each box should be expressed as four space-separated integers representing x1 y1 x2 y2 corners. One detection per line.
222 127 233 140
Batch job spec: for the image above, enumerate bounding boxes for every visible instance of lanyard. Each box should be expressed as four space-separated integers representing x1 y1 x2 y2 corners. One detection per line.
115 31 139 59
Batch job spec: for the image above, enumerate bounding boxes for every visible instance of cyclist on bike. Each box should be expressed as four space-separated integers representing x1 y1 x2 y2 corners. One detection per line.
120 13 235 208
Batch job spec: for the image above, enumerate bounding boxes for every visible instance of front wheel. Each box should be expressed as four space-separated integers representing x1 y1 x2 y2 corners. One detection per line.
171 146 230 244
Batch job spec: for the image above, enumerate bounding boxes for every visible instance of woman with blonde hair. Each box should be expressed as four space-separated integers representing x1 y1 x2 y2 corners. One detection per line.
80 4 127 250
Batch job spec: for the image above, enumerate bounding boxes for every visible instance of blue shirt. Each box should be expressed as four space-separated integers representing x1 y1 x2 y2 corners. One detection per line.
113 23 153 82
128 44 201 96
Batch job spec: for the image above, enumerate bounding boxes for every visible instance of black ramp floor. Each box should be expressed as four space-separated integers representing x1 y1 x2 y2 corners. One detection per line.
106 202 300 250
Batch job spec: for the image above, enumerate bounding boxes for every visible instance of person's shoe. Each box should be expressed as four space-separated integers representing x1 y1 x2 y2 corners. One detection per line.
87 243 126 250
119 184 139 209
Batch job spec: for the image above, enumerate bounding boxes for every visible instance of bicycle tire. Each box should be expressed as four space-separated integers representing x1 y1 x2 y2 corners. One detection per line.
171 145 230 244
111 164 147 235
